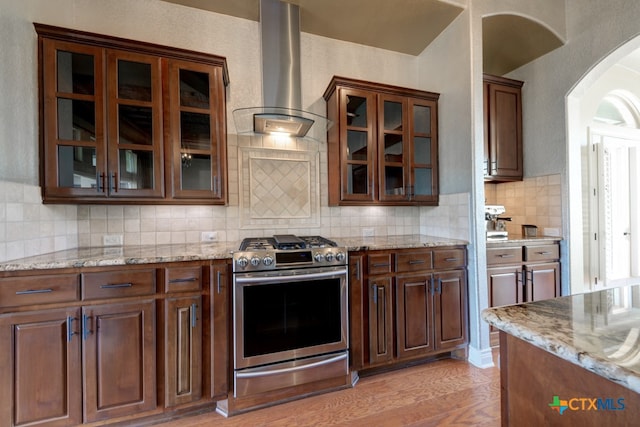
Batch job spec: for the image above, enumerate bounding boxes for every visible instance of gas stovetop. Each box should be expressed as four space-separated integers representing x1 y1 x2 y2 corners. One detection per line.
233 234 346 272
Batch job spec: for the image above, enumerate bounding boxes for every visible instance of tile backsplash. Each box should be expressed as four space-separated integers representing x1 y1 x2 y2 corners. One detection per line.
0 132 471 262
484 174 562 236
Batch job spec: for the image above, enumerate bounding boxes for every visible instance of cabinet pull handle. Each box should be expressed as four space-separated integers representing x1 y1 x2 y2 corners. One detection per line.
536 251 551 255
498 254 514 258
109 172 118 192
435 278 442 294
191 303 198 327
409 260 425 265
100 282 132 289
169 277 197 283
373 263 390 268
372 284 378 304
96 172 105 193
67 316 77 342
82 314 93 340
484 160 489 175
216 271 222 294
444 257 458 262
15 288 53 295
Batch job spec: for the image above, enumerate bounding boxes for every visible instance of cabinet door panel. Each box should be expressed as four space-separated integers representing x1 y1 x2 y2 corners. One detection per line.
527 262 560 302
396 275 433 359
0 308 82 427
210 262 229 400
165 296 202 407
434 270 467 350
487 265 524 307
83 300 156 422
408 98 438 203
368 277 394 365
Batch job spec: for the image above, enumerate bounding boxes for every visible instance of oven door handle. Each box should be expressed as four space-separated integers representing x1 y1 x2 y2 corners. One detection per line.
234 267 348 284
235 352 348 378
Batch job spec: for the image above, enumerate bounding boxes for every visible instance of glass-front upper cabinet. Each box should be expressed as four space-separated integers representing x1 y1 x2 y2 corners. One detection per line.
106 50 164 198
42 39 107 199
408 98 438 204
167 59 226 201
37 24 228 204
338 88 376 202
324 76 439 206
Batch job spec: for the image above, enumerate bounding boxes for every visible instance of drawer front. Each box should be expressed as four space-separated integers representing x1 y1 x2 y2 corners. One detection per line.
368 253 393 275
396 250 433 273
524 244 559 262
164 266 202 293
486 246 523 265
0 274 79 308
83 269 156 300
433 248 466 270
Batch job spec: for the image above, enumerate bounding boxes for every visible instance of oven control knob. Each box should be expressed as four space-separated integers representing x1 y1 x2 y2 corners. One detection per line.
336 252 346 262
263 255 274 266
314 253 325 262
236 257 248 268
250 256 261 267
325 252 335 262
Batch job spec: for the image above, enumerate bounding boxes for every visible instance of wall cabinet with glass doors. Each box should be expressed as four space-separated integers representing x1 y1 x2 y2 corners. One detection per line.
324 77 439 205
36 24 228 204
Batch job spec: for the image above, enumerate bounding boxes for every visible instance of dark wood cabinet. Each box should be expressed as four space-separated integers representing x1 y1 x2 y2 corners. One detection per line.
324 76 439 206
483 74 523 182
0 259 231 426
0 308 82 427
351 246 468 371
486 240 561 346
36 24 228 204
82 300 156 423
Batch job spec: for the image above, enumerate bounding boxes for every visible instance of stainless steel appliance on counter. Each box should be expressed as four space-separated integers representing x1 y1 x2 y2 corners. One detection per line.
485 205 511 239
231 235 349 399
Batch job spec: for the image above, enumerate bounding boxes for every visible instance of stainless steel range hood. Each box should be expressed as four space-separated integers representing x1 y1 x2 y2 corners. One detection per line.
232 0 331 141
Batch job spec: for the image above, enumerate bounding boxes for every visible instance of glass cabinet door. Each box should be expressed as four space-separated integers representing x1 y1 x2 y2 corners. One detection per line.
167 59 226 201
340 88 376 202
42 39 107 198
409 98 438 203
378 94 409 202
106 50 163 198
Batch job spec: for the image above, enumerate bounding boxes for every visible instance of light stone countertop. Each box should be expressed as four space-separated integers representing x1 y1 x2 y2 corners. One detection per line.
0 235 468 272
485 235 562 246
482 285 640 393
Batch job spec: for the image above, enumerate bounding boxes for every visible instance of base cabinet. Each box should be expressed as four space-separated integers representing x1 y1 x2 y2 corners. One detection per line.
0 309 82 427
353 246 468 371
83 300 157 423
487 240 561 346
0 260 230 427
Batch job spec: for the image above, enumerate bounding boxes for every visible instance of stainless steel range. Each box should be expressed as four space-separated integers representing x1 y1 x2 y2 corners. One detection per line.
231 234 349 399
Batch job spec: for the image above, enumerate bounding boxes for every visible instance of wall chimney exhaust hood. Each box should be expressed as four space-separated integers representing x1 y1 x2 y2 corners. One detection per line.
232 0 331 141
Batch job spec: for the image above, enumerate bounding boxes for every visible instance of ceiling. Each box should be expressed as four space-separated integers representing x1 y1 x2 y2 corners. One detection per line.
161 0 564 75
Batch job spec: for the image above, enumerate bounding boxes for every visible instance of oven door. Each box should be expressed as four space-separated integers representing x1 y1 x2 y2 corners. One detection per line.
233 265 348 370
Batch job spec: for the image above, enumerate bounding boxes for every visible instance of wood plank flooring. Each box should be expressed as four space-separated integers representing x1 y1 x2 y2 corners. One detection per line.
154 354 501 427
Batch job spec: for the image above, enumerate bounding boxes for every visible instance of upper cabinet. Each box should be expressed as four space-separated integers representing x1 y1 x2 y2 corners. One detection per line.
483 74 523 182
36 24 228 204
324 77 439 206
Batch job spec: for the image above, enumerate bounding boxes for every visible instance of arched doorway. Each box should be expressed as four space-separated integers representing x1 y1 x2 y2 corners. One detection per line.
567 39 640 294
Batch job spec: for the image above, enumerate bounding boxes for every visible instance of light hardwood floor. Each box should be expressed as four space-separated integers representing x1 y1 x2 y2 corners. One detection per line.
155 355 501 427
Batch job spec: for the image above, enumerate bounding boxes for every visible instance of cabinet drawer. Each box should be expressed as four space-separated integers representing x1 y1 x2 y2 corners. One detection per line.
82 269 156 300
434 248 466 269
0 274 79 308
368 253 393 275
164 266 202 293
486 247 523 265
396 250 433 273
524 244 559 262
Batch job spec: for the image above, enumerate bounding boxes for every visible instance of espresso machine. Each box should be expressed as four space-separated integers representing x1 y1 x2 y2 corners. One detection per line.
485 205 511 239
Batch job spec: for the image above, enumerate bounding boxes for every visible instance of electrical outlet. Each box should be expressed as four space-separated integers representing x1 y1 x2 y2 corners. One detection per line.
362 228 374 238
201 231 218 242
543 228 560 237
103 234 123 246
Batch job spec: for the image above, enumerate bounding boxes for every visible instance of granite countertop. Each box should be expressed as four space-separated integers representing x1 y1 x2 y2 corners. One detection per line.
0 235 468 272
482 284 640 393
486 235 562 246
